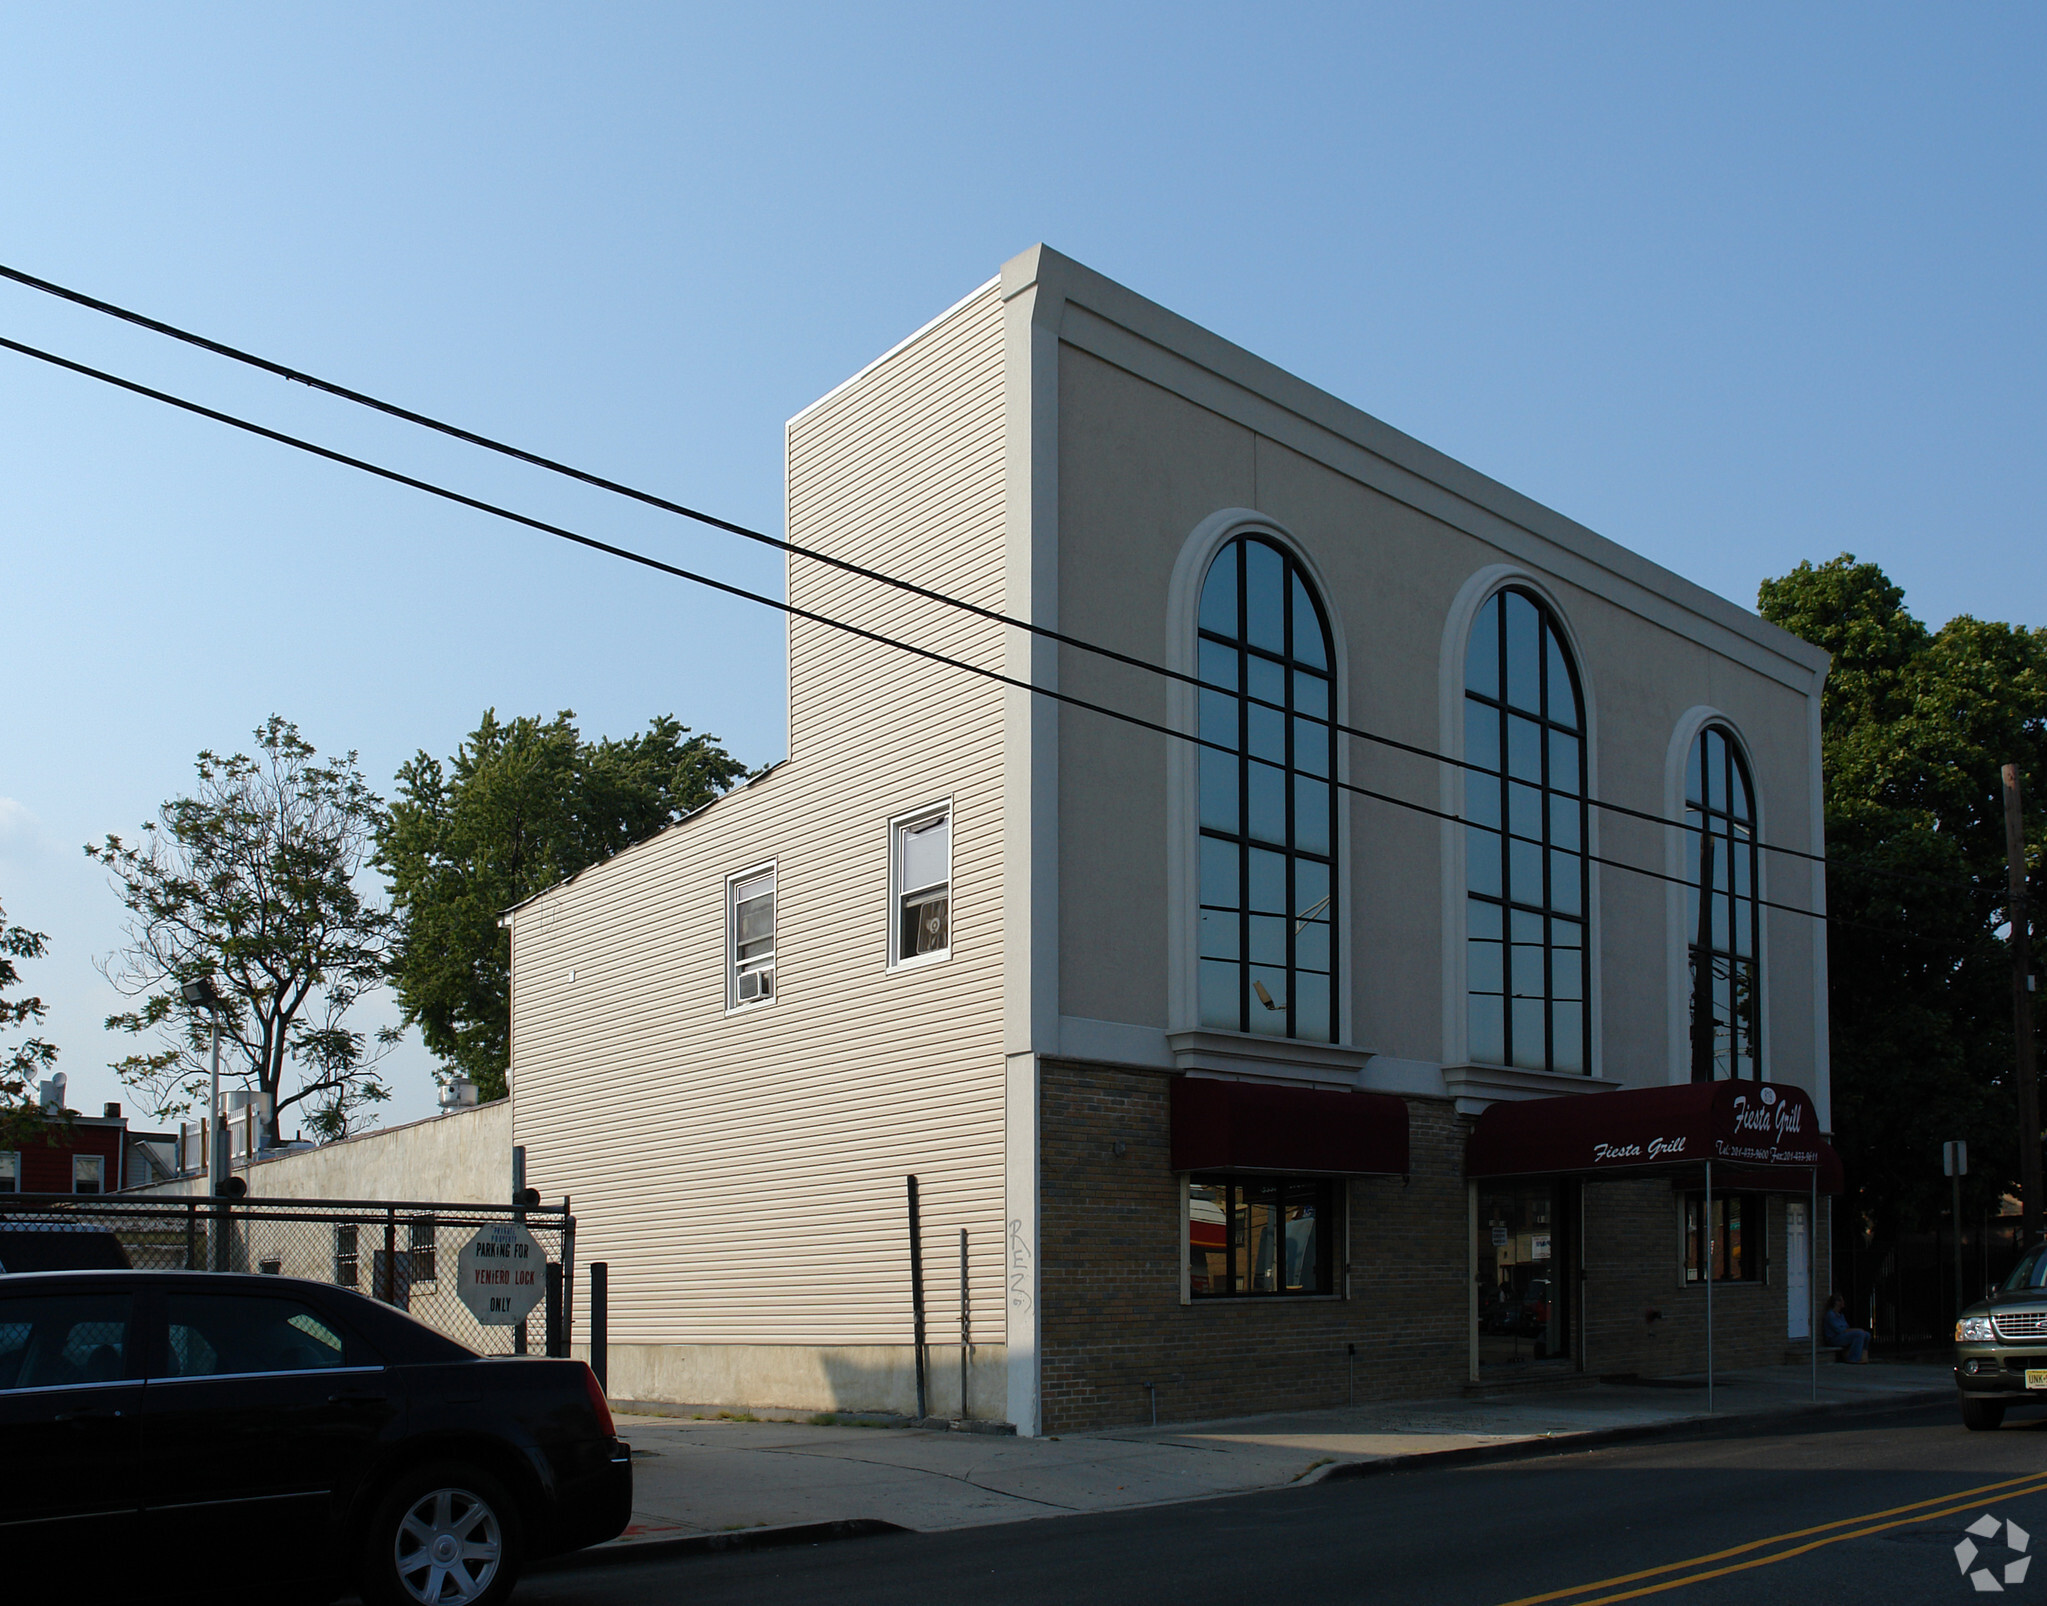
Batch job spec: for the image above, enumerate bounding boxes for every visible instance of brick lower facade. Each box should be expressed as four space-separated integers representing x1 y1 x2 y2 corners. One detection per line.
1581 1175 1833 1378
1037 1059 1835 1433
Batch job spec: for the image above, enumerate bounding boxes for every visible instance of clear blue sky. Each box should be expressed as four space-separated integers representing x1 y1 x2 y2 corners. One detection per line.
2 3 2040 1135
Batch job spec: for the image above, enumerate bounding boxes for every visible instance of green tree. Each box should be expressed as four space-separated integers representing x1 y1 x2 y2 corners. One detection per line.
87 717 395 1144
378 711 749 1100
1758 556 2046 1282
0 897 59 1150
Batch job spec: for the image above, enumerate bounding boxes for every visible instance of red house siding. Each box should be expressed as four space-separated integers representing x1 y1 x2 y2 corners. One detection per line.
13 1123 124 1192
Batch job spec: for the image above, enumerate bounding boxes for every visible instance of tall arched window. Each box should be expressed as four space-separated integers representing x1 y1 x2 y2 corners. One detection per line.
1464 588 1589 1073
1195 536 1338 1042
1687 726 1760 1080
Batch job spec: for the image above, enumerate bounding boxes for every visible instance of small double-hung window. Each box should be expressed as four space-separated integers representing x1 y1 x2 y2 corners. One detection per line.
728 866 777 1008
890 805 951 967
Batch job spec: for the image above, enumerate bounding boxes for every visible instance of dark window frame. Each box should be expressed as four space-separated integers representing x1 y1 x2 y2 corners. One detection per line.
1686 726 1762 1082
1186 1172 1342 1299
1683 1191 1765 1283
333 1223 359 1289
1195 535 1340 1043
1463 587 1592 1074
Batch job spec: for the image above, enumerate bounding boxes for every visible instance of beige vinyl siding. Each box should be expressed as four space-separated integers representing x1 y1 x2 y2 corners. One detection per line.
510 284 1010 1350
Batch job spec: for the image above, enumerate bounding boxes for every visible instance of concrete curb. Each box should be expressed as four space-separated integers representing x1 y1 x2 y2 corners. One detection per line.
1310 1387 1954 1483
543 1386 1953 1575
915 1415 1017 1435
534 1517 909 1573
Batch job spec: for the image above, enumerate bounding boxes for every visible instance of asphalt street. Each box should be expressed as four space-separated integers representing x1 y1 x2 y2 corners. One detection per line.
515 1400 2047 1606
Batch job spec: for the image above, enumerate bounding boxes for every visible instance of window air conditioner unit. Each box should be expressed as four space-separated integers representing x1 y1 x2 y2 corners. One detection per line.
738 970 773 1001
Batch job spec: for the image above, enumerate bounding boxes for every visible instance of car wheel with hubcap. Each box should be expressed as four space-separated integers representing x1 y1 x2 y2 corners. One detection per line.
360 1462 523 1606
1961 1396 2006 1432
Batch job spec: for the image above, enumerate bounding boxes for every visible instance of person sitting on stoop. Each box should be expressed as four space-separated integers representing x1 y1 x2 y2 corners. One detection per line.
1821 1292 1870 1363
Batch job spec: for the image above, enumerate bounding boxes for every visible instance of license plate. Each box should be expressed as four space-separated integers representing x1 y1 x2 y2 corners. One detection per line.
2026 1370 2047 1390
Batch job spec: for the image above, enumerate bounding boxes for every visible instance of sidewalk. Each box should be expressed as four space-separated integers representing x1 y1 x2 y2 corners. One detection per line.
591 1361 1952 1555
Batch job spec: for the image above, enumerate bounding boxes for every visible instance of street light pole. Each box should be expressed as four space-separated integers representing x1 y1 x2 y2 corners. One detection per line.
207 1009 224 1195
182 976 227 1192
180 976 230 1269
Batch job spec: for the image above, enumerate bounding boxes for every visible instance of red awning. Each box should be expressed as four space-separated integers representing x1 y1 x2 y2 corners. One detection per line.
1170 1077 1409 1176
1467 1081 1843 1194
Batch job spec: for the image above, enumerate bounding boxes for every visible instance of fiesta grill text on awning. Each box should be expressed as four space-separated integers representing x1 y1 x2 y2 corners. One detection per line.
1466 1080 1842 1192
1170 1077 1410 1176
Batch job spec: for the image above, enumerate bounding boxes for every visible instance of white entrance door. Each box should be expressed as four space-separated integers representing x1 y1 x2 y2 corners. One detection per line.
1786 1200 1810 1339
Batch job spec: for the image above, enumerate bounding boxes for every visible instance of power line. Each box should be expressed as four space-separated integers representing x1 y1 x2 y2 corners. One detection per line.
0 327 1867 936
0 260 1978 901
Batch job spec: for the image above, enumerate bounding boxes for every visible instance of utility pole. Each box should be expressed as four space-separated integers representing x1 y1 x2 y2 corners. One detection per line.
1690 826 1716 1083
2005 764 2040 1249
1945 1141 1968 1316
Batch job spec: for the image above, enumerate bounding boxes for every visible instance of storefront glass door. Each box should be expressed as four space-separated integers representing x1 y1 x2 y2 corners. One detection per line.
1477 1182 1570 1369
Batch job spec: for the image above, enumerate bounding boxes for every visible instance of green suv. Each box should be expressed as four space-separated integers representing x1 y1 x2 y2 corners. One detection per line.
1955 1242 2047 1429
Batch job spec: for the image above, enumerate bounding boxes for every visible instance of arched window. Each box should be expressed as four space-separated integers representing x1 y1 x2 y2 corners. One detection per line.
1464 588 1589 1073
1195 536 1338 1042
1686 726 1760 1080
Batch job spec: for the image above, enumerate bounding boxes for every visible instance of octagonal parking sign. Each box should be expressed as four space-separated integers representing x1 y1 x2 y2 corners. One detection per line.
457 1221 546 1325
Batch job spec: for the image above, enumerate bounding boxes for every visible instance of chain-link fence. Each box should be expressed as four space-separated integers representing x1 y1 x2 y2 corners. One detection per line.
0 1193 575 1357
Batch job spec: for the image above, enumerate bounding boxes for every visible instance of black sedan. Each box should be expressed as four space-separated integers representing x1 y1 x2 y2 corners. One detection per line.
0 1269 631 1604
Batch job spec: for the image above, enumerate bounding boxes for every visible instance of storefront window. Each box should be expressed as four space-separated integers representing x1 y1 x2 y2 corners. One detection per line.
1187 1175 1337 1297
1477 1181 1568 1364
1684 1193 1762 1282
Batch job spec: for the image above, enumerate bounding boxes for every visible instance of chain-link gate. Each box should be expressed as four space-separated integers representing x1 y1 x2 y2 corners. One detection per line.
0 1193 575 1357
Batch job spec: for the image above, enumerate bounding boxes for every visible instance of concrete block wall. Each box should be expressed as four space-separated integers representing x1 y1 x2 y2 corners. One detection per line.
128 1098 514 1204
1036 1059 1469 1433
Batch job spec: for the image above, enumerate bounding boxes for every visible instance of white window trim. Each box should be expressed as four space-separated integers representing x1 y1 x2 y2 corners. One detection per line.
887 799 954 973
725 859 779 1015
72 1153 105 1194
0 1151 17 1193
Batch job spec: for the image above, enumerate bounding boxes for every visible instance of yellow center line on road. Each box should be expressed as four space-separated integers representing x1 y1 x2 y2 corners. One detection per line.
1494 1470 2047 1606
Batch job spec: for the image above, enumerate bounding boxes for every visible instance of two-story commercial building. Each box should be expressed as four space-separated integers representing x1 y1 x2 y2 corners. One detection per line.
504 245 1838 1434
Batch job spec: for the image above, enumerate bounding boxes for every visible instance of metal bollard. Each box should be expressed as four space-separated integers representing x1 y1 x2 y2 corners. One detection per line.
545 1262 564 1358
591 1262 609 1393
